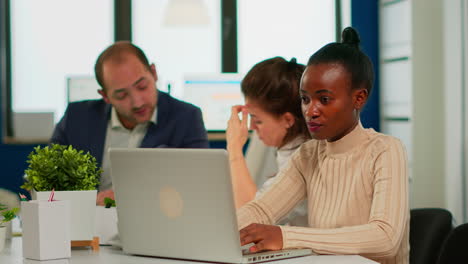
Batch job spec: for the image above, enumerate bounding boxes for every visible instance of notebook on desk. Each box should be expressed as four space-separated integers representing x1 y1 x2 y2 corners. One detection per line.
109 148 312 263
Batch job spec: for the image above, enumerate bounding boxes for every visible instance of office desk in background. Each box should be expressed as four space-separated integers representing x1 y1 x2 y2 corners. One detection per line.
0 237 378 264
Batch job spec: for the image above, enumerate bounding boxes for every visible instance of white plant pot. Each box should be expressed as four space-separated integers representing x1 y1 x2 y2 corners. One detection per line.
33 190 97 241
4 221 12 239
0 226 5 252
0 217 11 240
95 206 118 245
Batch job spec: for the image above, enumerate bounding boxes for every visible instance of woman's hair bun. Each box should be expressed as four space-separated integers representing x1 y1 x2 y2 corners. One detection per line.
341 27 360 48
287 57 298 69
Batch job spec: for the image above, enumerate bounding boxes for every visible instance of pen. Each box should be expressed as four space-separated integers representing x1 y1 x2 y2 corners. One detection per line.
48 188 55 202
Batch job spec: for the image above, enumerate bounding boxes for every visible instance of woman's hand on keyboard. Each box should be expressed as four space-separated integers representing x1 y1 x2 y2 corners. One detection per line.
239 223 283 253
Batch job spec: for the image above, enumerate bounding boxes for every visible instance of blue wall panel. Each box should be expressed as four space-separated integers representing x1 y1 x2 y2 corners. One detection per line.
0 145 37 197
352 0 380 131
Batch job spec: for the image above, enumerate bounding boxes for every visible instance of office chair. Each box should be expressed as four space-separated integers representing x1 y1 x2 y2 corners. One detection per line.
409 208 453 264
437 222 468 264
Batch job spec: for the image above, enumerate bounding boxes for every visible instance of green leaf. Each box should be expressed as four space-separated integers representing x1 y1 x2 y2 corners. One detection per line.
0 207 19 226
104 197 116 208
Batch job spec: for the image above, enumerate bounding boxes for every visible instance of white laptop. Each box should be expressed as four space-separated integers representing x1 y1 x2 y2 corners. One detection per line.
109 148 313 263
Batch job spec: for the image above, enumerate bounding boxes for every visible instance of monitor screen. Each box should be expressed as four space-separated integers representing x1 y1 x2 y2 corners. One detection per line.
67 76 102 103
13 112 55 140
182 74 244 132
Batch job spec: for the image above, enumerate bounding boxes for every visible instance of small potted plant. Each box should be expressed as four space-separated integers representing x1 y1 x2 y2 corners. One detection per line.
22 144 102 241
0 203 19 252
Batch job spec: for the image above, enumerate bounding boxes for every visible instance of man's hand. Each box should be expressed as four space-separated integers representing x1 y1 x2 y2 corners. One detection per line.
240 223 283 253
96 189 115 206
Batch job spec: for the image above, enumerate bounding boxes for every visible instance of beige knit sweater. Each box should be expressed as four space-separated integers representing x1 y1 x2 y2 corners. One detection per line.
237 123 409 264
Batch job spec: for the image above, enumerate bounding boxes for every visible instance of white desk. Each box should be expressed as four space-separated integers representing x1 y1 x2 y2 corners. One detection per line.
0 237 378 264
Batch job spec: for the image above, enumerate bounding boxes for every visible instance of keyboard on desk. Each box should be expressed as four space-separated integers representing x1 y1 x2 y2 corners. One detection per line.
241 247 315 263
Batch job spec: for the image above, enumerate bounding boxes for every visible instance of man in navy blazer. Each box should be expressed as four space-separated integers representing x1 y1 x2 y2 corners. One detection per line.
51 41 209 205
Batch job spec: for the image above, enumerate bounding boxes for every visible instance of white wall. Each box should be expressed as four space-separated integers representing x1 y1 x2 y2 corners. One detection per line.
411 0 445 209
402 0 468 224
444 0 466 225
380 0 466 215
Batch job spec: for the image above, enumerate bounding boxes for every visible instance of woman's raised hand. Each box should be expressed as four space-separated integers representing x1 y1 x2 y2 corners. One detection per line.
226 105 249 154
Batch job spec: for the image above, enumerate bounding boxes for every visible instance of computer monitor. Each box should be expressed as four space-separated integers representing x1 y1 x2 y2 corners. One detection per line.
67 76 102 103
182 74 244 132
13 112 55 140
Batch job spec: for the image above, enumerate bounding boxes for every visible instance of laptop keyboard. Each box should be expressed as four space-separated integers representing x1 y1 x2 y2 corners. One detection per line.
241 243 254 255
244 250 295 262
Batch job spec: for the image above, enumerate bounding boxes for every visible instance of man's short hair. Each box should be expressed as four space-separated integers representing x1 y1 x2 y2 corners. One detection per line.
94 41 152 91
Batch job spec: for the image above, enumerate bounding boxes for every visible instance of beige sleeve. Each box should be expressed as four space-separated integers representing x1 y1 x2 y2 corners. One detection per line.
280 139 409 259
237 152 308 229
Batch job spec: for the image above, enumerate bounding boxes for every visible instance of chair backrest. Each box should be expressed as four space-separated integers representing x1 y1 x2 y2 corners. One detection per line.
437 222 468 264
410 208 453 264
